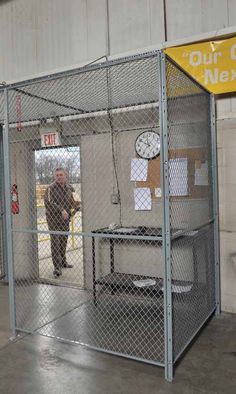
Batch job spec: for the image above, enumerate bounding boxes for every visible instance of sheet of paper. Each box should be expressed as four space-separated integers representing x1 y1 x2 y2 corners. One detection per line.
131 158 148 181
133 279 156 287
161 284 193 293
171 284 193 293
155 187 162 197
169 158 188 196
195 160 208 186
134 188 152 210
185 230 199 236
112 227 138 233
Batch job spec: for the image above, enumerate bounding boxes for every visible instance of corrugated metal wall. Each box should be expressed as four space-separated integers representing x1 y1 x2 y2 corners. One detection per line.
1 0 236 82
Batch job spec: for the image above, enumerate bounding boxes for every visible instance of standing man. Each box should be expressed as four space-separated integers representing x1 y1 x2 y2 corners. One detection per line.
44 167 80 277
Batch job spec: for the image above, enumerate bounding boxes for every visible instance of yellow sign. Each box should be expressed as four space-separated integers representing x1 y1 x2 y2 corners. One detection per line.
165 36 236 94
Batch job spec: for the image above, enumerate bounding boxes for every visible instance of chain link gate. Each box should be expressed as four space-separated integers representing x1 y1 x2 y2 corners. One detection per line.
0 51 219 381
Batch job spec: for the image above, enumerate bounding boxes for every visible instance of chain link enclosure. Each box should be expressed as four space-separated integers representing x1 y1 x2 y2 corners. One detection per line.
0 52 219 381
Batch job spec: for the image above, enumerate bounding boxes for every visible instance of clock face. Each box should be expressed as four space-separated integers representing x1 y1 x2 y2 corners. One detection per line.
135 131 161 160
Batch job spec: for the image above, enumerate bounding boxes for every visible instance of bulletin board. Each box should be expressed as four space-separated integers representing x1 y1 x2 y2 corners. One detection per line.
136 147 210 200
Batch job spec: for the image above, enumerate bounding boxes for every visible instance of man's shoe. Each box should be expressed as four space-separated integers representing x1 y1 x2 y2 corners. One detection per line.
62 263 73 268
53 268 62 277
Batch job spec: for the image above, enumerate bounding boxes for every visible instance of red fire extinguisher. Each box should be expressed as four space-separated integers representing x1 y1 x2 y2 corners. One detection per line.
11 184 19 214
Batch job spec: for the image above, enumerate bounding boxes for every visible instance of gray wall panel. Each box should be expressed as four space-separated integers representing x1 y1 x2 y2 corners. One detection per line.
109 0 165 54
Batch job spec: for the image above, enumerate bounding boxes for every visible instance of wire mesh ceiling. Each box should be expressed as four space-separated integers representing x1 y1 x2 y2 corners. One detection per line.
0 55 160 125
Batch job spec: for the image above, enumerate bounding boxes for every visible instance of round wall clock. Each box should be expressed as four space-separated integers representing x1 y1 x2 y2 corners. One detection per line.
135 130 161 160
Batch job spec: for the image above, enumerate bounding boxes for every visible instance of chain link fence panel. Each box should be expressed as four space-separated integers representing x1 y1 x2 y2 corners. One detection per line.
166 58 216 362
6 53 167 365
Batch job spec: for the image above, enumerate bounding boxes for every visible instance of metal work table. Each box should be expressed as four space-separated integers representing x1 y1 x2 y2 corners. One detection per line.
91 226 206 304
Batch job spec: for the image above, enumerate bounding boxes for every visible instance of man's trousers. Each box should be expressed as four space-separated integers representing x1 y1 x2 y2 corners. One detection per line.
49 233 68 269
47 217 70 270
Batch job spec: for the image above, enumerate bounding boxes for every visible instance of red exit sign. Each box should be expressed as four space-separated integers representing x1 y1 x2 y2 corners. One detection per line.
41 131 61 147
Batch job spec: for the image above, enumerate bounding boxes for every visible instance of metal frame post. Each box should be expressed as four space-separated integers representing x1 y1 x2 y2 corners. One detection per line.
159 51 173 381
0 127 7 281
3 88 16 337
210 94 221 315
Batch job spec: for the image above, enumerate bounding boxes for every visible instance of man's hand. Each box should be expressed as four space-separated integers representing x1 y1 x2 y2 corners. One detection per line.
62 209 69 220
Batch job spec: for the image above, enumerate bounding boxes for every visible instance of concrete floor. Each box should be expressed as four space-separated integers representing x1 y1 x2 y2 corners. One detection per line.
38 247 84 286
0 282 236 394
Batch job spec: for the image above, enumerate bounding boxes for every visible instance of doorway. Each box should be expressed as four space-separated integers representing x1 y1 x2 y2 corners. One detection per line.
34 146 83 286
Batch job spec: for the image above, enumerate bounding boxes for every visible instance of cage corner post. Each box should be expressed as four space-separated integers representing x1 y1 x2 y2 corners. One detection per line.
0 123 7 283
210 94 221 316
3 87 17 338
159 51 173 382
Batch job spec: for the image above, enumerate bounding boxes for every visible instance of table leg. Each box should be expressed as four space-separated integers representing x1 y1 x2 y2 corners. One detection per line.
204 234 211 307
110 239 114 273
192 238 198 286
92 237 96 304
110 239 115 295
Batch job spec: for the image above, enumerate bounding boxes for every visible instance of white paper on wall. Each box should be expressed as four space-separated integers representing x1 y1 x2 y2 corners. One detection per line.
169 158 188 196
155 187 162 197
134 188 152 210
194 161 208 186
130 158 148 181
